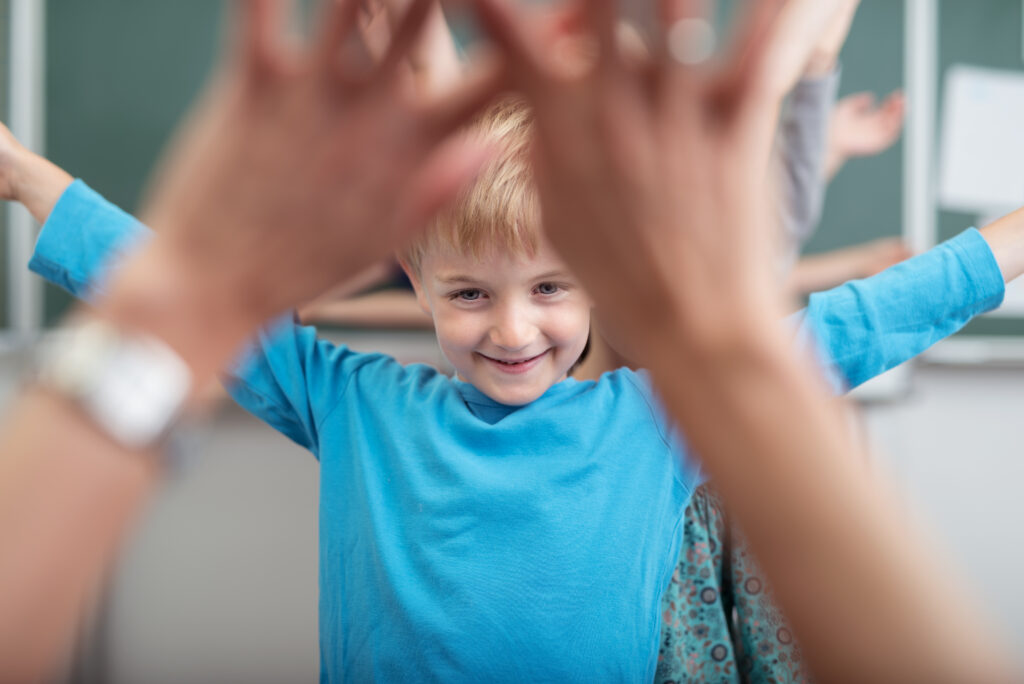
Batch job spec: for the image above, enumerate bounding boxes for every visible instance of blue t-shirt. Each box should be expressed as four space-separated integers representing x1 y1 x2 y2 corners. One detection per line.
30 181 1005 682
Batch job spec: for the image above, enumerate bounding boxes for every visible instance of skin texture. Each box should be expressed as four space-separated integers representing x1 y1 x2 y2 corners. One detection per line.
404 241 591 406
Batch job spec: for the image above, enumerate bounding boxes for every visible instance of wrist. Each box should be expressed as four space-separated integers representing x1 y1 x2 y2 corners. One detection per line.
641 294 787 380
0 144 28 203
14 152 74 224
97 241 264 386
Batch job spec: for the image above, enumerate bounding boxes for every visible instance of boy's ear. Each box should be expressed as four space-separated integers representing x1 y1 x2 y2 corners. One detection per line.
398 257 433 316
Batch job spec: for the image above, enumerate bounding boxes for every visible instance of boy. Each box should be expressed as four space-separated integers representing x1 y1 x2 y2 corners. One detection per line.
6 90 1011 679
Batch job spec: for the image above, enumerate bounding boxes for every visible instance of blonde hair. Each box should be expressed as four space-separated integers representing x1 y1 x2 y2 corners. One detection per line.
402 97 540 274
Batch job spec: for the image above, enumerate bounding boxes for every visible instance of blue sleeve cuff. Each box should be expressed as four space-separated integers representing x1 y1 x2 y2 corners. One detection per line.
28 179 149 301
949 226 1005 313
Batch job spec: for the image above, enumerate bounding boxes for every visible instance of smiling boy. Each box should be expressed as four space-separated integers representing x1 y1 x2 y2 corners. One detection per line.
14 95 1008 680
401 100 591 406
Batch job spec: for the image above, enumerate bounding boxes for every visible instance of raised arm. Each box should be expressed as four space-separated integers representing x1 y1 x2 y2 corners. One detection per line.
475 0 1017 680
775 0 858 252
0 0 501 678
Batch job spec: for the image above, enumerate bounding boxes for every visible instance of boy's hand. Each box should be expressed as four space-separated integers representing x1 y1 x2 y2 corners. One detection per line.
0 121 27 202
0 120 73 223
105 0 501 381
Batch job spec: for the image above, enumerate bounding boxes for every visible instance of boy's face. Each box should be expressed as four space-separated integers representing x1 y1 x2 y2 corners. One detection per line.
406 240 592 406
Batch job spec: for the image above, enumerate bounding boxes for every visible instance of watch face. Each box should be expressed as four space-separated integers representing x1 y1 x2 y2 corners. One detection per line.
39 320 192 448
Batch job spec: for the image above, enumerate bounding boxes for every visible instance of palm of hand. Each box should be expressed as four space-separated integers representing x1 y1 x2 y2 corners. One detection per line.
144 0 493 323
476 0 786 360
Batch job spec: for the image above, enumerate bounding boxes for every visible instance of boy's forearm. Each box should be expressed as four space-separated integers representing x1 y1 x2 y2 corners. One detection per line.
10 150 73 224
980 206 1024 283
645 323 1015 683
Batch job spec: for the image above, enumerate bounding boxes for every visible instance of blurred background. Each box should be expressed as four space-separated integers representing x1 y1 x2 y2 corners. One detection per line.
2 1 1024 682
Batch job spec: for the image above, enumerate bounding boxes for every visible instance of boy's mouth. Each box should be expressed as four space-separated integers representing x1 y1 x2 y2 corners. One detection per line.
477 350 550 374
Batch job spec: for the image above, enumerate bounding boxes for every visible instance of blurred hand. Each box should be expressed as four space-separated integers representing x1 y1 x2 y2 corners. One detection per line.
474 0 793 361
104 0 502 382
137 0 500 328
0 119 73 223
360 0 463 94
827 89 905 177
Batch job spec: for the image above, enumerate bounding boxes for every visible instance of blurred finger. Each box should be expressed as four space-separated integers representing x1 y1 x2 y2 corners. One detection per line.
659 0 716 71
882 91 906 115
358 3 393 61
234 0 292 77
374 0 434 77
472 0 552 92
577 0 619 72
711 0 785 106
719 0 787 168
420 55 506 138
315 0 363 67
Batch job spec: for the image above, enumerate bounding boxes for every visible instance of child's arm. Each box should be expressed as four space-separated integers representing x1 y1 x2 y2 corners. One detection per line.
787 237 911 295
775 71 839 254
774 1 858 253
799 227 1004 390
798 206 1024 390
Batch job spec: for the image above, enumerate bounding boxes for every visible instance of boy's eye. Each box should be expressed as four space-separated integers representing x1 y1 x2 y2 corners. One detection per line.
452 288 484 302
535 282 561 296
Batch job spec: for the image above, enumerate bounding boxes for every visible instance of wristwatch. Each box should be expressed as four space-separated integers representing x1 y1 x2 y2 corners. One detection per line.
35 318 193 449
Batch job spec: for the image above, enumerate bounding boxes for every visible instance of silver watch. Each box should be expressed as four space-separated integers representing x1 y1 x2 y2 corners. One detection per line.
35 318 192 449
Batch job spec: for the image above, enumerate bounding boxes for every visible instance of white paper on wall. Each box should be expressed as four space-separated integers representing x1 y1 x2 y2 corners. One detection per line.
939 65 1024 215
939 66 1024 316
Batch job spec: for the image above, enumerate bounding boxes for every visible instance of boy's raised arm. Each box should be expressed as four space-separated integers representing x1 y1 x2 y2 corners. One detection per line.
799 226 1004 390
0 121 73 224
796 205 1024 391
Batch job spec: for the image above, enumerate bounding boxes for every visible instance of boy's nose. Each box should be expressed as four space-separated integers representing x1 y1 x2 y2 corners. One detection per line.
489 306 537 351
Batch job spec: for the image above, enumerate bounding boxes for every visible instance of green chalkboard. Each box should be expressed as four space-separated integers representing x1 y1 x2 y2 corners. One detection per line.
808 0 906 256
37 0 1024 338
44 1 225 324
